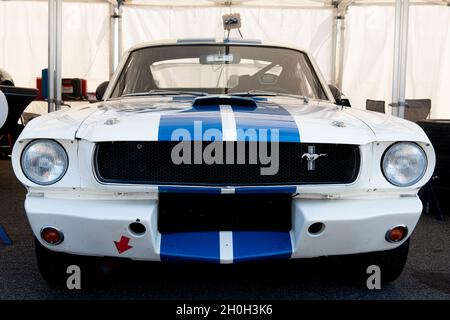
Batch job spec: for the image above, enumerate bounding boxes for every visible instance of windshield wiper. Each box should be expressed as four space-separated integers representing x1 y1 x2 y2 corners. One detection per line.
122 89 208 98
230 90 309 103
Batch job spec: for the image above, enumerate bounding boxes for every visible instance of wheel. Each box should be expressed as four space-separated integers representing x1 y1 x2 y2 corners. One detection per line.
34 238 99 288
342 239 410 285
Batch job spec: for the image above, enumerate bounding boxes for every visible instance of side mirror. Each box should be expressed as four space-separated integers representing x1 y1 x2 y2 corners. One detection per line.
95 81 109 101
328 84 351 107
340 98 351 108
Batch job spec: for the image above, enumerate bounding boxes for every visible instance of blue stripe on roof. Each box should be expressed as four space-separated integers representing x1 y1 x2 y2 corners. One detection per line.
160 232 220 263
223 38 262 44
176 38 261 44
177 38 216 43
233 231 292 263
171 96 196 101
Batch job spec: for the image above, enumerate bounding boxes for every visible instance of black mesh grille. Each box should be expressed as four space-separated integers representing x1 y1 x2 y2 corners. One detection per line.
94 141 360 186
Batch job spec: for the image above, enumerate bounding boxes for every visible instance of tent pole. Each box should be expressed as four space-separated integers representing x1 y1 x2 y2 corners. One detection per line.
55 0 62 111
109 3 116 78
48 0 55 113
110 0 123 74
118 1 123 64
336 13 346 90
331 5 338 86
335 0 353 90
391 0 409 118
391 0 402 117
47 0 62 113
398 0 410 119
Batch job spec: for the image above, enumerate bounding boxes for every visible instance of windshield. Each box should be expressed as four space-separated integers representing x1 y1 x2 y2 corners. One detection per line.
111 44 328 100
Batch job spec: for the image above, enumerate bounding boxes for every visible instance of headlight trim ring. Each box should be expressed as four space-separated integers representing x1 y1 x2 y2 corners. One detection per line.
381 141 427 187
20 139 69 186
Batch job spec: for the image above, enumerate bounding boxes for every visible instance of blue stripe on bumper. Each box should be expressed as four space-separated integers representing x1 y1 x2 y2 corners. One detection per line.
0 225 12 246
159 231 292 263
232 231 292 263
160 232 220 263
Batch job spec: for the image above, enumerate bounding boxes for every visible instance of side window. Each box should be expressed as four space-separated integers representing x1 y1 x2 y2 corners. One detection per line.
111 56 134 97
296 61 315 97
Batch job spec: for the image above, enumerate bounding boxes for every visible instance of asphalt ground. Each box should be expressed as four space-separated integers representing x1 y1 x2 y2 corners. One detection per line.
0 159 449 300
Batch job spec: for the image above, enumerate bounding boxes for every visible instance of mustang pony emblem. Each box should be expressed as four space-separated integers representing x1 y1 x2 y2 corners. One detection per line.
302 146 326 171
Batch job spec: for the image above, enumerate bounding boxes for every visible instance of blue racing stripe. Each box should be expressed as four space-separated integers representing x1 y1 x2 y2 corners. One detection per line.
232 103 300 143
0 225 12 246
177 38 216 43
160 232 220 263
223 38 262 44
158 186 221 194
158 105 223 141
234 186 297 194
171 96 196 101
233 231 292 263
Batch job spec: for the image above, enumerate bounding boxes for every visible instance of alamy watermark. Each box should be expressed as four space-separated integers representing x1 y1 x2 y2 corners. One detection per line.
170 121 280 175
366 265 381 290
64 263 382 290
66 265 81 290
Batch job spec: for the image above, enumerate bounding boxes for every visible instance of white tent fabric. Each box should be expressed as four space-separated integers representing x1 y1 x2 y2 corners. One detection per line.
343 5 450 118
0 1 449 118
122 5 334 81
127 0 332 7
0 0 110 91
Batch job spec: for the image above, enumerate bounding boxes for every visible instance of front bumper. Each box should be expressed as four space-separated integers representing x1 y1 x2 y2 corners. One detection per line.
26 195 422 263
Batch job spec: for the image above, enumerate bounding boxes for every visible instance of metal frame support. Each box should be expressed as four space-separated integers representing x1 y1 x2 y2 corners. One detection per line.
336 12 346 89
391 0 410 118
330 4 338 86
48 0 55 113
48 0 62 113
332 0 353 90
110 0 123 77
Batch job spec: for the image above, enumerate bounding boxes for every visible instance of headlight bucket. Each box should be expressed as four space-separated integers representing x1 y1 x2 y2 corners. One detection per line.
21 140 68 185
382 142 427 187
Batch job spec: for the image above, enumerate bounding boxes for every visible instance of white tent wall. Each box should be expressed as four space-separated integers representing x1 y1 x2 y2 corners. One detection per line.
0 1 449 118
121 5 334 81
342 4 450 118
0 0 110 98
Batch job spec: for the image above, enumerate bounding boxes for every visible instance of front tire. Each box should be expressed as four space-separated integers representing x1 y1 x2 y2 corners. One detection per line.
343 239 410 285
34 238 99 288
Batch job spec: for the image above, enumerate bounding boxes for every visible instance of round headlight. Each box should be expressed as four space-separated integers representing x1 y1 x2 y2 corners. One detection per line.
382 142 427 187
21 140 68 185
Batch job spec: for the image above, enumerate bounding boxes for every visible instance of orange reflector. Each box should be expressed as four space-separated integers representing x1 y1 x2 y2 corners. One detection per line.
41 227 63 245
386 225 408 243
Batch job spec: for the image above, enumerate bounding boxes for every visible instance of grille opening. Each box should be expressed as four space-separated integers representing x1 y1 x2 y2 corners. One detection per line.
158 193 292 233
94 141 360 186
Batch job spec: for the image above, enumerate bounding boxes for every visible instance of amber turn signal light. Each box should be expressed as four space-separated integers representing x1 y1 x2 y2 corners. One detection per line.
41 227 64 245
386 225 408 243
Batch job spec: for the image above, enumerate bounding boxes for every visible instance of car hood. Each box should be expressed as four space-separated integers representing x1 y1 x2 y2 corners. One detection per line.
19 96 430 145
